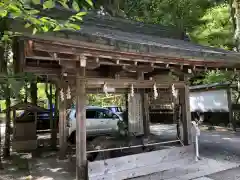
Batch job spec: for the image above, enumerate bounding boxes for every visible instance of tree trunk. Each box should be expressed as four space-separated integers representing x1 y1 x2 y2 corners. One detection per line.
2 43 11 158
50 83 56 148
3 88 11 158
0 44 4 166
30 82 38 105
233 0 240 50
24 83 28 103
45 83 57 149
0 122 3 169
230 0 237 32
54 85 59 133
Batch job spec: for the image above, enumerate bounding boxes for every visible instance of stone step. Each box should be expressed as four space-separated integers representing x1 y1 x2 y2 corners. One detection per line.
166 159 239 180
134 159 208 180
131 158 239 180
89 145 239 180
89 146 194 179
193 178 214 180
90 157 196 180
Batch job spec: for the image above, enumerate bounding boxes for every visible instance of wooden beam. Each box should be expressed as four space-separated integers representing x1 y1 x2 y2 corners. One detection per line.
123 65 154 73
30 40 240 69
76 67 88 180
59 61 77 69
85 79 185 89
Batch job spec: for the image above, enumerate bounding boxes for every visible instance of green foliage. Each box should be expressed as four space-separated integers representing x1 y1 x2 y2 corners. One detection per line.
124 0 214 30
193 70 233 85
87 94 125 107
0 0 93 42
0 0 92 103
191 4 234 49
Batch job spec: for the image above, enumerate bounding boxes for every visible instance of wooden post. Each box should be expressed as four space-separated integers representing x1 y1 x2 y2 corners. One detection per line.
227 87 235 131
138 72 150 137
141 92 150 137
125 93 128 113
124 93 129 126
179 76 191 145
76 66 88 180
59 81 67 159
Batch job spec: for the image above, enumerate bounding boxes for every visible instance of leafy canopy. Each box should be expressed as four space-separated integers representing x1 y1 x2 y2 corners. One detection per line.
191 4 234 50
0 0 93 42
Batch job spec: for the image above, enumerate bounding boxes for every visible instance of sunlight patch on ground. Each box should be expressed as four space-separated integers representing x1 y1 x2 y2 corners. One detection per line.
221 137 240 142
20 175 33 180
222 137 231 140
211 134 220 137
36 176 54 180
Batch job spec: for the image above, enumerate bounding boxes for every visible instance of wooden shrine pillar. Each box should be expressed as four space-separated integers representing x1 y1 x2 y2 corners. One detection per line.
138 72 150 137
179 76 191 145
76 66 88 180
141 93 150 137
59 81 67 159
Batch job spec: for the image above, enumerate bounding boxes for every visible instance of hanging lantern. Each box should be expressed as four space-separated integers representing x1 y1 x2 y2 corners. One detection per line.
60 88 64 102
103 82 108 95
153 83 158 99
130 84 134 97
172 84 178 98
66 85 71 99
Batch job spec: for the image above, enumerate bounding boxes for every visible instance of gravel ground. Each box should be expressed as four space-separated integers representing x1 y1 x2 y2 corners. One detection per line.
199 130 240 163
150 124 240 163
1 124 240 180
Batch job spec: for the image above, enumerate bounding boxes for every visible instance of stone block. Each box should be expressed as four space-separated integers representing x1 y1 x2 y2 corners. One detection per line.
12 140 37 152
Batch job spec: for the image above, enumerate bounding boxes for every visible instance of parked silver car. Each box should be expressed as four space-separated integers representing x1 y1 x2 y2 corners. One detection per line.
67 106 122 144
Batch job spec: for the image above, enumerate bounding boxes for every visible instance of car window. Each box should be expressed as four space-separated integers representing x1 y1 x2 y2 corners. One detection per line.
86 110 96 119
73 108 117 119
74 110 97 119
107 107 122 113
95 109 114 119
111 107 117 113
118 107 122 112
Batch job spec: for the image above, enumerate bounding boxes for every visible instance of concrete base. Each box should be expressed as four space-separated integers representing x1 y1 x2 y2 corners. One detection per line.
12 140 37 152
88 145 239 180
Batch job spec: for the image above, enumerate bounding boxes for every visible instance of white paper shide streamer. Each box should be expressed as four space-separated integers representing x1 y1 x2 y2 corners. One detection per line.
60 88 64 102
172 84 178 98
130 84 134 97
103 82 108 95
66 86 71 99
153 83 158 99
